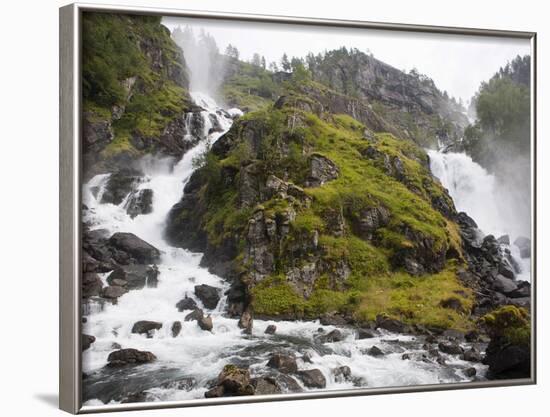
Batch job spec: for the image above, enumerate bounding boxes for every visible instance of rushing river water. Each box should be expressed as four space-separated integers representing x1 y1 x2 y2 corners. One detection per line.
82 94 487 406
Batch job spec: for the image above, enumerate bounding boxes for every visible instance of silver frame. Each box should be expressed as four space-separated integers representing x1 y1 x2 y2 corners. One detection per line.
59 2 537 414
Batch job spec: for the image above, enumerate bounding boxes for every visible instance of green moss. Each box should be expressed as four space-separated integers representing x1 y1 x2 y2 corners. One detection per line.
356 263 474 330
481 305 531 346
101 132 138 159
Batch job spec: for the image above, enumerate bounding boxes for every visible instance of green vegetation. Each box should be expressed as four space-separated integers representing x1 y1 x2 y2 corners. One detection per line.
481 305 531 347
82 12 193 161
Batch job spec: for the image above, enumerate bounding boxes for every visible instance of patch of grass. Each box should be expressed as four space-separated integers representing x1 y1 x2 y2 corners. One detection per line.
356 263 475 330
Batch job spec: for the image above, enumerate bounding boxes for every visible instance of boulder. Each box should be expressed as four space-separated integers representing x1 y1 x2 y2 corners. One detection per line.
305 154 339 187
493 275 518 295
108 265 159 289
356 329 376 339
332 366 352 382
318 329 344 343
265 324 277 335
376 315 409 333
108 232 161 264
463 347 482 362
205 365 254 397
82 272 103 298
251 377 282 395
106 348 156 367
171 321 182 337
82 334 96 351
125 189 153 218
513 236 531 259
274 374 303 393
267 353 298 374
238 309 253 334
464 367 477 378
100 168 142 206
297 369 326 389
194 284 221 310
508 281 531 298
438 341 463 355
184 308 204 322
131 320 162 337
198 314 213 331
497 235 510 245
349 206 390 240
367 346 384 357
176 296 198 312
102 285 128 299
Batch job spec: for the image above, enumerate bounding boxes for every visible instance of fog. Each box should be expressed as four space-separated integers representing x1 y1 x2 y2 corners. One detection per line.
163 16 530 103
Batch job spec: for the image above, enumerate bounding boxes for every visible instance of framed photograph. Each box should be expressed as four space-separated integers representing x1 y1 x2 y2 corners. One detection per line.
59 3 536 413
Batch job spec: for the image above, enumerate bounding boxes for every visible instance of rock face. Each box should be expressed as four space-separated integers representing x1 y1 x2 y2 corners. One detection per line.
305 154 340 187
106 348 157 367
100 168 143 206
108 233 161 264
108 265 159 289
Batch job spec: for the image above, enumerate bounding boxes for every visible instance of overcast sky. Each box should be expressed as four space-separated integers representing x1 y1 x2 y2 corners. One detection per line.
163 16 530 103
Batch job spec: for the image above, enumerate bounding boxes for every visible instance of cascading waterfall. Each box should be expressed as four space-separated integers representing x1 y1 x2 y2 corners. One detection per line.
428 150 530 281
81 95 484 406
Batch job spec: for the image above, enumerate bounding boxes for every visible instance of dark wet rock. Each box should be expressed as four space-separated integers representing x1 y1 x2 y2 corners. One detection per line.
100 168 142 206
274 374 303 393
484 342 531 379
125 189 153 218
438 341 463 355
82 272 103 298
265 324 277 335
376 315 410 333
439 297 465 313
160 377 196 391
513 236 531 259
198 315 213 331
106 348 156 367
194 284 221 310
332 366 352 382
267 353 298 374
111 342 122 350
463 347 482 362
305 154 339 187
493 275 518 295
302 352 314 363
205 365 254 397
102 285 128 299
108 265 159 290
120 391 150 403
508 281 531 298
176 296 198 312
465 330 479 342
251 377 282 395
297 369 326 389
131 320 162 337
184 308 204 322
317 329 344 343
171 321 182 337
498 258 516 280
108 232 161 264
401 353 411 360
497 235 510 245
82 334 96 351
464 367 477 378
320 313 348 326
367 346 384 357
356 328 376 339
238 309 253 334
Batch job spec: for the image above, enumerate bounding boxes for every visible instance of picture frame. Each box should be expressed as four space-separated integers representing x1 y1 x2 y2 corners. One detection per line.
60 3 537 413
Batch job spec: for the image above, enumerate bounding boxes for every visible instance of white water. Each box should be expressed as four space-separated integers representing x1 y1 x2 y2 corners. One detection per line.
82 95 482 405
428 150 531 281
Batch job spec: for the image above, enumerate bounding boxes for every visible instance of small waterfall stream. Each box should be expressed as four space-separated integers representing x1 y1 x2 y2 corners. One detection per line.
81 95 485 406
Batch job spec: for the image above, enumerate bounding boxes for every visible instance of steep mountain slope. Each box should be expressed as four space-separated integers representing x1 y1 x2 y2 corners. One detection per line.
82 13 196 176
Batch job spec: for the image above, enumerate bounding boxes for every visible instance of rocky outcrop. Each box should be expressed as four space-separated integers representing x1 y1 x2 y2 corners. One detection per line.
305 154 339 187
297 369 326 389
107 265 159 290
205 365 254 397
194 284 221 310
131 320 163 337
100 168 143 206
125 189 153 218
267 353 298 374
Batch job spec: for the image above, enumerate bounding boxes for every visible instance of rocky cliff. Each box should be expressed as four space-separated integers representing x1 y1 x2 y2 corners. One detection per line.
81 13 197 177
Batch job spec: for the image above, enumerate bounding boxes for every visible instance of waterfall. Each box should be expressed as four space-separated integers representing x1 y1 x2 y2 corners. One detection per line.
428 150 530 281
81 96 485 406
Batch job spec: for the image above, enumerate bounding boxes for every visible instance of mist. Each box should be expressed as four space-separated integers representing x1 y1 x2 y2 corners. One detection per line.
172 26 226 97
